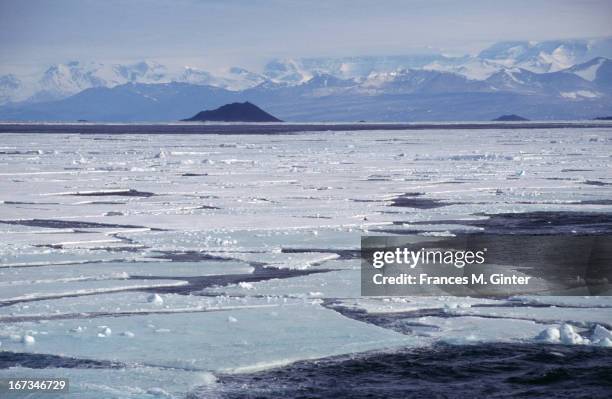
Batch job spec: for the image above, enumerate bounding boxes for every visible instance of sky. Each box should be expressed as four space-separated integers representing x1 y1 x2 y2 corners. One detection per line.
1 0 612 72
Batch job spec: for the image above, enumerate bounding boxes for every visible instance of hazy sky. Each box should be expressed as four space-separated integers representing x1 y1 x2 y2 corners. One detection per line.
1 0 612 72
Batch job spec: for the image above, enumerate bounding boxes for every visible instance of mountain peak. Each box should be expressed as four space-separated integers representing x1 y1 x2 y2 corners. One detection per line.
182 102 282 122
566 57 611 82
493 114 529 121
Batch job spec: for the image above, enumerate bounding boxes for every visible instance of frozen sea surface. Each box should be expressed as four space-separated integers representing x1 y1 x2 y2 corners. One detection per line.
0 126 611 398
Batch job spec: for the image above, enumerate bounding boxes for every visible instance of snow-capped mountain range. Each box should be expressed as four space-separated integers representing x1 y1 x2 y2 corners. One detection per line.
1 61 272 105
0 38 611 121
1 37 611 106
4 61 169 104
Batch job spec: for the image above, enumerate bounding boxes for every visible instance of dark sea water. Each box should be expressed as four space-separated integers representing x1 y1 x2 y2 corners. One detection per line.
0 121 611 135
210 343 612 399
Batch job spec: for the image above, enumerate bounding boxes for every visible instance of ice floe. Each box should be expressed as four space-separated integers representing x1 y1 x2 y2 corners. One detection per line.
0 128 610 396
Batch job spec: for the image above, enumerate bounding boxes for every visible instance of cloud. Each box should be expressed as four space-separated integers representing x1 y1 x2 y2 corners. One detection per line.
1 0 611 70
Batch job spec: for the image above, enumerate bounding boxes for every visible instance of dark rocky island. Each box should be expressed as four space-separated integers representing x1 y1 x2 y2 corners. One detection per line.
492 114 529 121
183 102 282 122
594 116 612 120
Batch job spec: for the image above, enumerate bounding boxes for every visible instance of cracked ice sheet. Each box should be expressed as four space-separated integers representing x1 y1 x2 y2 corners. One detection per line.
0 278 187 303
0 367 221 399
0 129 611 389
121 228 369 270
0 245 134 268
121 227 368 254
2 231 139 250
335 296 505 314
0 292 287 320
1 200 393 234
212 251 340 270
209 268 361 299
445 305 612 327
510 295 612 308
0 304 416 372
0 261 253 284
5 130 607 244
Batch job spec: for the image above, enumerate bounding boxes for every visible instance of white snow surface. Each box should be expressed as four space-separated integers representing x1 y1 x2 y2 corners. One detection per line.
570 57 606 81
0 128 611 397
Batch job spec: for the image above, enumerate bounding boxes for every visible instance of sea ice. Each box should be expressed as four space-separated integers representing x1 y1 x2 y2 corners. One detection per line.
0 128 610 397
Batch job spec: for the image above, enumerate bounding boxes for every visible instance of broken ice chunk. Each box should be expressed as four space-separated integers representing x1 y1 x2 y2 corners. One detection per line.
238 282 254 290
559 323 587 345
535 327 560 343
148 294 164 305
22 335 36 345
592 325 612 345
97 327 112 337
